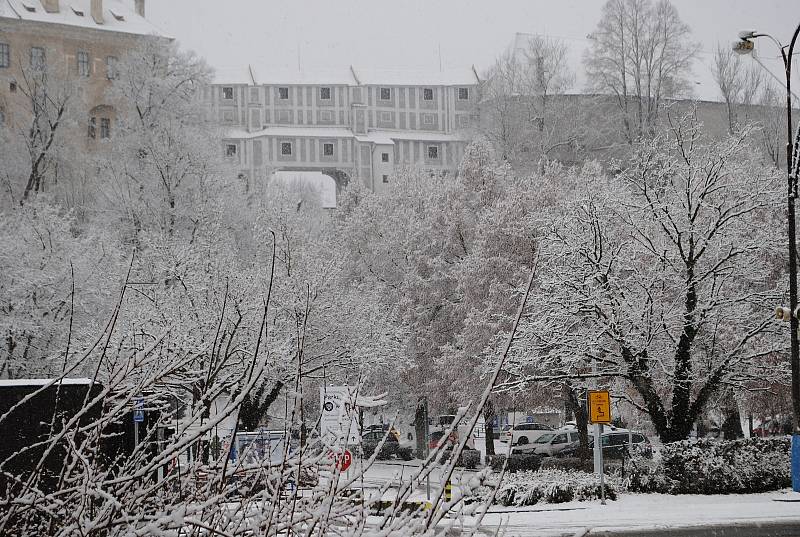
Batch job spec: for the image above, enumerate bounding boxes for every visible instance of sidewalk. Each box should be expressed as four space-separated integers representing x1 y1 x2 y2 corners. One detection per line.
471 491 800 536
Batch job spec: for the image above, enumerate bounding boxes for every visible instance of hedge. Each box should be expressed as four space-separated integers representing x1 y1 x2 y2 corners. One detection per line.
627 436 791 494
489 453 542 473
495 469 617 506
540 456 594 473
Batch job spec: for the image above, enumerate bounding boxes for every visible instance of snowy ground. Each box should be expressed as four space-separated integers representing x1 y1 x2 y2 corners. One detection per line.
471 491 800 536
345 457 800 536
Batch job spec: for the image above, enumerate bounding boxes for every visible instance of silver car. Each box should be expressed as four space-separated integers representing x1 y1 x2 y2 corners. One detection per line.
533 430 581 456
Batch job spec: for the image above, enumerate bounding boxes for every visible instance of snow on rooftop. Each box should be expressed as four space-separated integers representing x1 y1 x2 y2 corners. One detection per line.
0 0 168 38
352 66 480 87
226 126 356 140
0 378 96 387
211 64 480 87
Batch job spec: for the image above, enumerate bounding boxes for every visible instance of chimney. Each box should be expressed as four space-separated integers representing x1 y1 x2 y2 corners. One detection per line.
91 0 103 24
134 0 145 17
42 0 59 13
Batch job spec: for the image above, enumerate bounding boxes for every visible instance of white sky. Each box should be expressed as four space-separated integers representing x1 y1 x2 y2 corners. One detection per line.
144 0 798 99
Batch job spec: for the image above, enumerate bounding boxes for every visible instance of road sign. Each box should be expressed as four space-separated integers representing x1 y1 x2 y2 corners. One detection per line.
133 397 144 423
337 449 352 472
589 390 611 424
320 386 361 447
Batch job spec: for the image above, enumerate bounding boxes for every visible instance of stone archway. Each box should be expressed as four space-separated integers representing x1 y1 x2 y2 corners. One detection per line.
274 167 353 207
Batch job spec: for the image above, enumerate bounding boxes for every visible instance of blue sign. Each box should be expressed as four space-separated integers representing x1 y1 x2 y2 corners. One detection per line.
133 397 144 423
526 416 534 423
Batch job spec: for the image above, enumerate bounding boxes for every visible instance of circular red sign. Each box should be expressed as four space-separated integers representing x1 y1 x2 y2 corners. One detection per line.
337 449 352 472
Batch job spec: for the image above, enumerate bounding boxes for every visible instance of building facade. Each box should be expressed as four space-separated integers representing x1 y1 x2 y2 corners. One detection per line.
206 66 481 194
0 0 164 142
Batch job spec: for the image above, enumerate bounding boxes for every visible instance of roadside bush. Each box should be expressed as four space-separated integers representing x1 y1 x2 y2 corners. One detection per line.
540 457 594 473
362 441 399 460
488 453 542 473
439 447 481 469
627 436 791 494
496 470 618 506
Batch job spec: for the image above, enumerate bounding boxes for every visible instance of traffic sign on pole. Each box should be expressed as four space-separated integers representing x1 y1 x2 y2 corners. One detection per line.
589 390 611 424
133 397 145 423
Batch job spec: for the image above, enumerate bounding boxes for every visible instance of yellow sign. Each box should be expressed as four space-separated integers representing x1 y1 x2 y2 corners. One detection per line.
589 390 611 424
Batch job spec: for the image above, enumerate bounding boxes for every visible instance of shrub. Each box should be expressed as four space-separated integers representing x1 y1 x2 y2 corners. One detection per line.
438 447 481 468
627 436 791 495
540 457 594 473
495 469 617 506
488 453 542 473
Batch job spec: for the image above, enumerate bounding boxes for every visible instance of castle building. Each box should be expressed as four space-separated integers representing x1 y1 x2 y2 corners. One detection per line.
206 65 481 193
0 0 164 140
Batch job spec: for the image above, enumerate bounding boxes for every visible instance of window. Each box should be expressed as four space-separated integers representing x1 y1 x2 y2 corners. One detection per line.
380 111 392 123
88 117 96 139
225 144 237 157
379 87 391 100
553 433 568 444
319 87 331 100
249 87 259 102
382 174 389 183
458 115 470 129
319 110 333 122
278 87 289 100
323 143 334 156
0 43 9 68
423 88 433 101
106 56 118 80
0 108 5 126
9 80 16 93
458 87 469 100
30 46 45 70
77 51 90 77
222 87 234 100
427 145 439 159
281 142 292 156
422 113 434 126
381 152 389 163
100 117 110 139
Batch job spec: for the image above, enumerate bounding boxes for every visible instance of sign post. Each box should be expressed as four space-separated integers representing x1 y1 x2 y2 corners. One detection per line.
133 397 145 448
320 387 361 448
588 390 611 505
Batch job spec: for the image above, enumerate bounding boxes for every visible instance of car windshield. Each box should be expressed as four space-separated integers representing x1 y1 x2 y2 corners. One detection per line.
534 433 555 444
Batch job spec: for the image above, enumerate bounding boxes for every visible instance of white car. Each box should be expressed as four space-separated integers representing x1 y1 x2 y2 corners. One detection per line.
504 423 554 446
515 430 581 456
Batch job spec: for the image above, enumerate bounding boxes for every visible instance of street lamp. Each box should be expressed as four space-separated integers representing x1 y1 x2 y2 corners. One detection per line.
735 23 800 492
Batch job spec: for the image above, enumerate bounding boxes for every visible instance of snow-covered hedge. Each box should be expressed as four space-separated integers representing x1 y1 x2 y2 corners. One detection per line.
489 453 542 473
627 436 791 494
540 456 594 473
495 470 618 506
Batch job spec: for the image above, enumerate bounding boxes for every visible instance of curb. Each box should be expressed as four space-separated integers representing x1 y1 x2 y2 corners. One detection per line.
588 520 800 537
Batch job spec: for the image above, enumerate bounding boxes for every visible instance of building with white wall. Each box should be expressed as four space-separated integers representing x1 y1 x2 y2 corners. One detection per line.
206 65 481 195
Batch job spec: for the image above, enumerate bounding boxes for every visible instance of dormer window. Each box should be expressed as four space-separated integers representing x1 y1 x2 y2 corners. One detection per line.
380 87 391 100
222 87 234 100
320 87 331 100
458 87 470 100
423 88 434 101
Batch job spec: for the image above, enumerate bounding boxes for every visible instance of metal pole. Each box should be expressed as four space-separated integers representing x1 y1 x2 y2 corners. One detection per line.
599 423 606 505
783 23 800 435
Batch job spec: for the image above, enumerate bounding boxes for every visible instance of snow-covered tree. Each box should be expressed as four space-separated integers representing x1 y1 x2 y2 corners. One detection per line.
508 112 786 442
584 0 697 142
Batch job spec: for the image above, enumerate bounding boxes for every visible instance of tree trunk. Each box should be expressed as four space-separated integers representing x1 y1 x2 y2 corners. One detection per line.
483 397 496 456
565 383 590 460
414 397 428 460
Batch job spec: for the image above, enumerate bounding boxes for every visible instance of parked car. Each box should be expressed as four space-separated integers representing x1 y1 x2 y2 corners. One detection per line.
558 430 651 458
512 429 582 456
497 424 513 443
428 430 458 450
361 430 412 460
504 423 553 445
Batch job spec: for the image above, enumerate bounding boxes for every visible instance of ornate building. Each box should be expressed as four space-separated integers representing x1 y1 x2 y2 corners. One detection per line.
206 66 481 194
0 0 164 139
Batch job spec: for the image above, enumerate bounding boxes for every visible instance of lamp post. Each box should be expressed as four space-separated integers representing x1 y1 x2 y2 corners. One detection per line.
735 23 800 492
